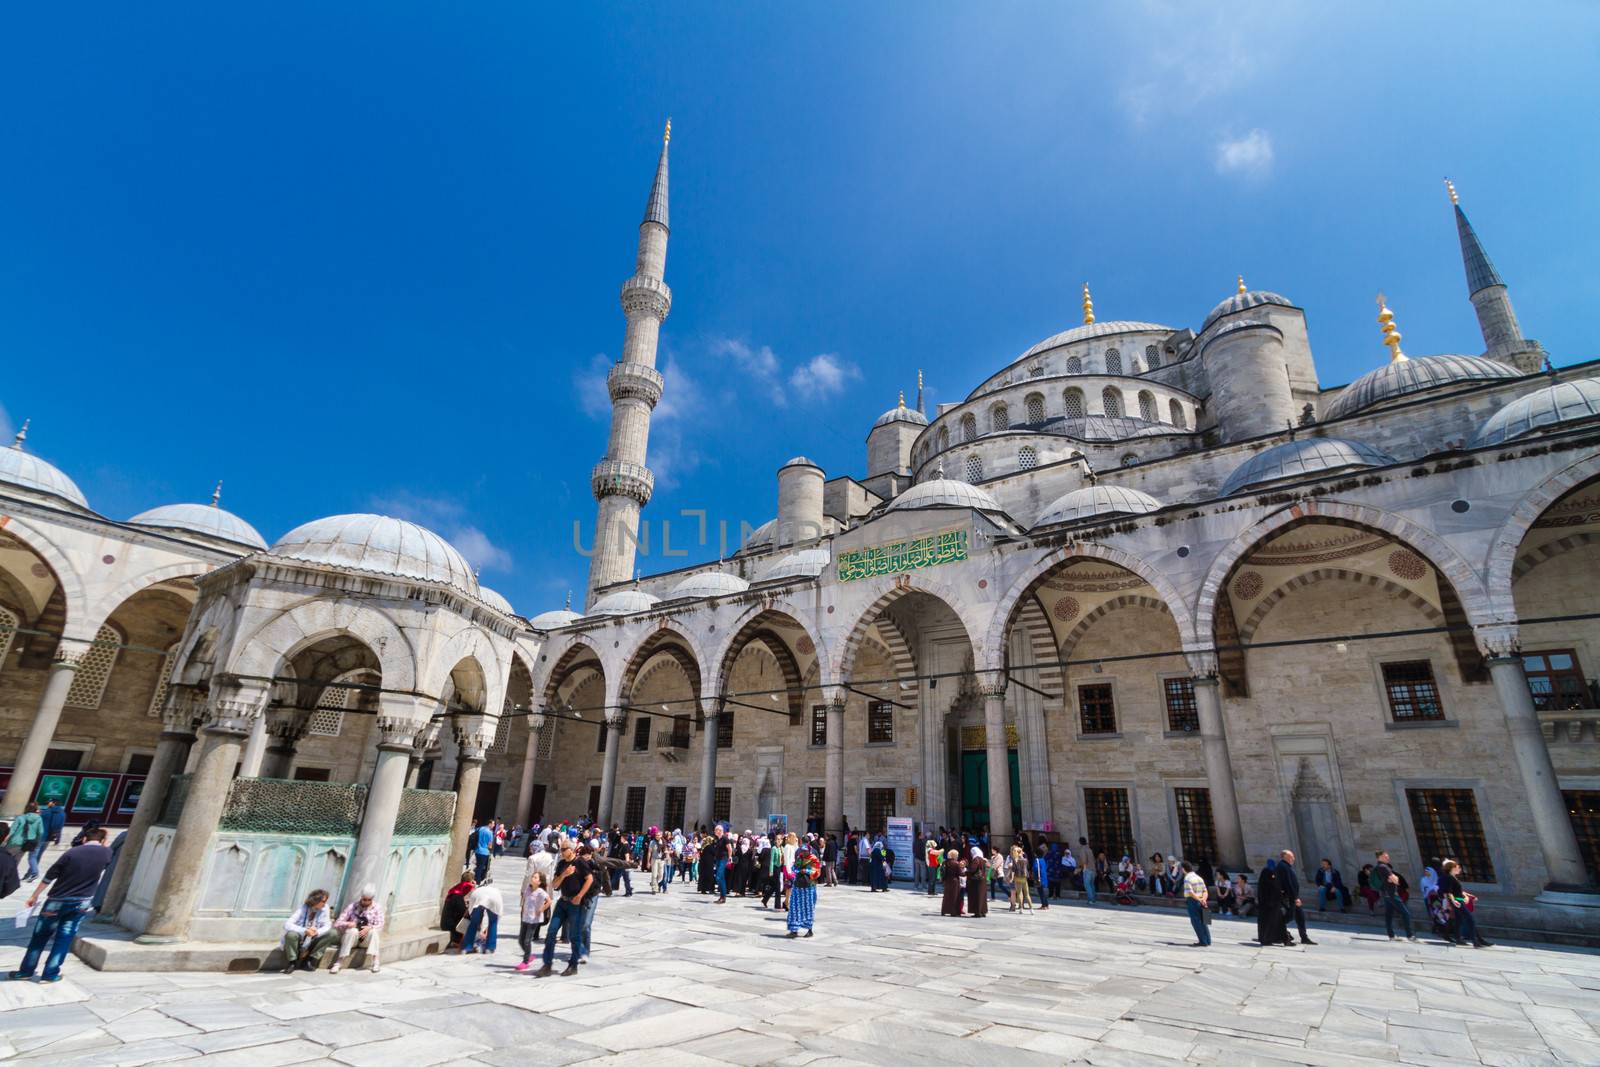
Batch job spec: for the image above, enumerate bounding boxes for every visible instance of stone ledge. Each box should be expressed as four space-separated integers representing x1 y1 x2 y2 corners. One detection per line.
73 925 450 973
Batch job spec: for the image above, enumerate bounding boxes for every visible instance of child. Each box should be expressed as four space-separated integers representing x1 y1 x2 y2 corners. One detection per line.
514 871 552 972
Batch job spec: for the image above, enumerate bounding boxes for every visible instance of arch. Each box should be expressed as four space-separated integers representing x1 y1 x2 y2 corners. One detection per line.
0 515 88 638
1101 386 1124 418
1104 348 1123 375
421 623 508 713
619 625 705 709
708 599 828 697
539 632 608 708
1145 344 1161 370
230 599 418 690
711 603 821 721
872 615 917 692
989 402 1010 432
1485 454 1600 620
1024 393 1046 424
1169 398 1187 429
1238 569 1441 646
1066 355 1083 374
1513 531 1600 584
983 543 1195 672
1059 595 1172 663
1012 595 1062 704
1063 387 1085 419
960 414 977 443
938 426 950 451
86 561 212 635
1137 390 1158 422
831 575 984 685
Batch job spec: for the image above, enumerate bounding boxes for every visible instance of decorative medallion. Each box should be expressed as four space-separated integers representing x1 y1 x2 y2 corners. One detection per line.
1052 596 1080 622
101 555 116 565
1232 571 1264 600
31 563 49 578
795 635 815 655
1387 549 1427 581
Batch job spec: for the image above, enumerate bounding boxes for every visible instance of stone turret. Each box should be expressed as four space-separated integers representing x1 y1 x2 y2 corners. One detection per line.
1198 280 1318 442
776 457 826 546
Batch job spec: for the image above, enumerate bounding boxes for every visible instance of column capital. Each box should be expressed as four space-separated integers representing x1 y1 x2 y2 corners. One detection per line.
1475 623 1521 659
160 684 208 733
529 710 550 733
819 685 848 710
204 677 271 735
976 671 1008 700
265 707 313 744
453 713 493 762
1184 646 1220 678
411 720 443 753
48 646 87 671
374 715 423 749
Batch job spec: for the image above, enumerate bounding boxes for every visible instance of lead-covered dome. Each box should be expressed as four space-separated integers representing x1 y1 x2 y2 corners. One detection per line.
1221 438 1396 496
477 586 515 615
670 570 751 599
1202 290 1295 332
872 403 928 429
1034 485 1161 528
1016 321 1173 363
1326 355 1520 420
0 439 89 509
131 502 267 550
757 547 830 582
269 514 478 595
1043 415 1184 442
890 476 1003 513
1475 377 1600 447
586 589 659 616
530 607 582 630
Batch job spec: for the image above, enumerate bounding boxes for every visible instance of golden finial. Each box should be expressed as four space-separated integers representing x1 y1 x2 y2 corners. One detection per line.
1082 282 1095 325
1375 293 1407 362
11 418 28 450
663 118 671 145
1444 177 1458 205
211 480 223 507
1237 275 1248 295
897 390 906 409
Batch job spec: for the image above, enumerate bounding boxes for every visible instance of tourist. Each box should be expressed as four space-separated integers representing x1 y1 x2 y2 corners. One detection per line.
525 839 557 901
0 823 19 901
514 871 552 971
4 803 46 883
1008 844 1032 911
868 836 889 893
1437 859 1491 947
822 834 839 887
924 838 942 898
41 799 66 847
1211 869 1235 915
1033 844 1052 909
1149 852 1168 895
940 849 964 916
1233 873 1256 917
470 820 494 882
534 841 593 977
1073 837 1096 904
1256 857 1294 946
1279 850 1315 945
989 846 1007 901
280 889 335 973
1374 850 1417 942
329 884 384 974
4 825 112 983
710 826 732 903
966 847 988 918
785 842 821 938
441 869 475 946
1181 861 1210 946
1314 858 1347 912
760 837 782 908
463 874 504 954
657 833 676 892
781 832 800 906
856 833 871 887
1357 863 1380 913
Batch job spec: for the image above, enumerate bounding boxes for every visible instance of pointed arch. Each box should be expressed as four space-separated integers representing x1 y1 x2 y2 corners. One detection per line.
872 615 917 692
832 574 983 685
1012 595 1062 704
1238 569 1442 646
1485 454 1600 620
0 514 88 638
1059 595 1172 663
712 603 820 721
231 599 417 690
539 633 608 709
87 561 212 633
619 624 704 709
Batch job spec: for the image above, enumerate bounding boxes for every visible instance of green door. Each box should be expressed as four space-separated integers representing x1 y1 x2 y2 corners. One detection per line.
959 750 1022 834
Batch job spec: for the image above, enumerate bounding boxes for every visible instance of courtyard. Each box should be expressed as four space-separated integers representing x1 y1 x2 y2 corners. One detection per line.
0 852 1596 1066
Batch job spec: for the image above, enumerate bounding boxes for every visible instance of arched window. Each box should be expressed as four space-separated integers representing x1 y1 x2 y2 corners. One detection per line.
308 683 350 737
1063 387 1085 419
66 624 122 710
0 606 18 677
1138 390 1158 422
145 641 180 718
1102 387 1124 418
1018 446 1038 471
990 403 1010 432
1105 348 1123 375
1025 393 1046 423
1121 453 1139 468
1028 364 1044 378
1066 355 1083 374
961 414 977 442
1145 344 1161 370
965 455 984 482
1169 399 1187 429
939 426 950 450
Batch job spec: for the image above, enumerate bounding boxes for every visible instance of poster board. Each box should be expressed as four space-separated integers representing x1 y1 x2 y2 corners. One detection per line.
886 816 914 881
765 813 788 838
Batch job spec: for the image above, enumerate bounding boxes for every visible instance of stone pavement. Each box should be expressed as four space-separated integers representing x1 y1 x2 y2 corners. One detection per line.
1 850 1597 1066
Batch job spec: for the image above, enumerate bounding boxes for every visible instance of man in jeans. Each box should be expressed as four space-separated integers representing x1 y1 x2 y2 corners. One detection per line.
1074 837 1097 905
3 803 46 883
1374 850 1417 942
534 842 593 977
6 826 112 982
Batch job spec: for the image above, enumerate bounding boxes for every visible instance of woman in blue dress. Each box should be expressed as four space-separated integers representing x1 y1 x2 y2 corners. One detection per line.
786 844 821 937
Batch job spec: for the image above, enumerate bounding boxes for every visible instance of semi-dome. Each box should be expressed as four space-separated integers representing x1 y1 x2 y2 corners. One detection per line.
586 589 660 616
1201 290 1295 332
269 514 479 595
477 586 515 615
872 403 929 429
1034 485 1161 528
1475 377 1600 447
670 570 751 599
756 547 830 582
1221 438 1397 496
890 474 1003 513
1326 355 1520 420
0 435 89 509
530 607 582 630
130 502 268 550
1043 415 1185 442
1017 321 1173 363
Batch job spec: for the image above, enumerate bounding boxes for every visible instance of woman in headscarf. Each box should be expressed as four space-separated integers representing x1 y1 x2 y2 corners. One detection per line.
869 838 889 892
734 836 755 897
440 868 475 947
967 847 989 918
941 849 966 916
785 843 822 938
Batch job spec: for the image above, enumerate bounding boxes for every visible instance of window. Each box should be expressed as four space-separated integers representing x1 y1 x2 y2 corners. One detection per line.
717 713 733 749
1163 677 1199 733
1382 661 1444 722
1145 344 1161 370
810 704 828 746
1066 355 1083 374
961 414 977 442
1120 453 1138 468
669 714 691 748
868 700 895 744
65 624 121 710
1084 787 1135 860
623 786 646 832
1522 650 1592 710
1174 788 1218 863
1028 364 1044 378
0 606 17 672
596 722 608 753
965 455 984 482
1063 388 1085 419
145 642 178 718
1138 391 1158 422
1406 788 1495 882
1105 348 1123 374
1025 393 1046 423
663 786 687 830
865 787 896 834
990 403 1009 432
308 684 348 738
491 705 513 754
43 748 85 771
938 426 949 450
632 714 651 752
1101 387 1124 418
537 718 557 759
1565 790 1600 882
587 784 602 820
807 786 826 826
294 766 332 782
1018 446 1038 471
713 786 732 823
1169 399 1187 429
1078 683 1117 734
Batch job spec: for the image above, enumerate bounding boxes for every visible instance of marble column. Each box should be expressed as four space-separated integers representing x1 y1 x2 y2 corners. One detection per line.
348 701 427 903
440 718 487 897
100 687 203 920
979 677 1014 849
1191 676 1249 872
137 682 268 942
237 713 269 778
697 701 721 829
596 713 624 828
1 647 83 818
1480 627 1591 891
824 690 846 836
516 716 545 826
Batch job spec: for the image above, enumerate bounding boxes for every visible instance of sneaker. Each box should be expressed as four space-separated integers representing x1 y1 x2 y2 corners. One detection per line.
803 929 813 938
786 931 798 938
3 972 33 982
41 974 62 983
514 961 532 972
1407 935 1419 942
330 961 343 974
369 960 380 974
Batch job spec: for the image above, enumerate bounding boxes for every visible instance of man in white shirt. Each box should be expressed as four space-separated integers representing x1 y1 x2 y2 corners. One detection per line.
1181 861 1211 947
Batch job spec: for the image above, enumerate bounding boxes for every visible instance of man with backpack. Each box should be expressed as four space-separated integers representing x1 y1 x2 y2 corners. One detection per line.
4 803 47 882
1373 850 1417 942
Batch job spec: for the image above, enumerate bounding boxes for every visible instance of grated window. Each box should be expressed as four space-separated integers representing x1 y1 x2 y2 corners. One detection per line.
961 414 977 443
307 684 349 737
1145 344 1161 370
66 625 121 710
1066 355 1083 374
537 716 557 759
0 606 17 674
1105 348 1123 375
1018 446 1038 471
1063 388 1085 418
1025 394 1046 423
1169 399 1187 429
1174 787 1218 862
965 455 984 482
146 642 180 718
990 403 1009 432
1101 387 1124 418
1138 391 1158 422
491 700 514 753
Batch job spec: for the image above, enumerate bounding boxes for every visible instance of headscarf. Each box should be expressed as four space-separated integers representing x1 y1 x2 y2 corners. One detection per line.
1421 866 1439 900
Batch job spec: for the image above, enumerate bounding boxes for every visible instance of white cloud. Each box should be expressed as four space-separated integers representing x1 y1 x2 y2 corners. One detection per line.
1214 129 1274 178
574 353 613 421
711 338 785 405
788 353 859 400
711 337 858 407
449 526 514 573
0 403 11 442
368 490 514 575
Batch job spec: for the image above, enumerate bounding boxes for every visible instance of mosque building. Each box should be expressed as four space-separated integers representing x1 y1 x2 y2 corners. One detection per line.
2 134 1598 958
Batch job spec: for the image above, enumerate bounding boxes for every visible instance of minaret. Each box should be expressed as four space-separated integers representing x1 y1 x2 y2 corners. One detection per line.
1447 179 1541 372
586 121 673 607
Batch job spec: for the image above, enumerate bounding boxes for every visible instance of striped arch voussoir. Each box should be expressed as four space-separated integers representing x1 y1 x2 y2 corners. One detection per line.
1059 595 1170 663
1238 568 1441 646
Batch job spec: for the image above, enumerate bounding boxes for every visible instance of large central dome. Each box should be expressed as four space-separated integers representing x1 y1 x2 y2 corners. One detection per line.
269 514 479 595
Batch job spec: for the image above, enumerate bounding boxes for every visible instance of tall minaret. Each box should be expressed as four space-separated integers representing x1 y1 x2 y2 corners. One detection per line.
586 121 673 607
1446 179 1542 373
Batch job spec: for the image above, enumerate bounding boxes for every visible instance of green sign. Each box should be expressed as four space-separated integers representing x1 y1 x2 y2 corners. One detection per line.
72 776 112 813
35 775 73 806
837 529 968 583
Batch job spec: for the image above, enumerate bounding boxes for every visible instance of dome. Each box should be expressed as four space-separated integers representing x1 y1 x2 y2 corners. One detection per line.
1475 377 1600 447
269 514 478 594
530 607 582 630
780 456 823 470
1221 438 1397 496
872 404 929 429
1034 485 1162 528
1017 321 1173 363
477 586 515 615
889 476 1003 513
1043 415 1184 442
586 589 660 616
0 441 89 509
1201 290 1295 332
1325 355 1520 420
130 502 268 550
756 547 830 582
670 570 751 599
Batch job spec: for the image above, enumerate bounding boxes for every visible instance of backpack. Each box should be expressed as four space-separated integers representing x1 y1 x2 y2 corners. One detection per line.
1368 867 1386 892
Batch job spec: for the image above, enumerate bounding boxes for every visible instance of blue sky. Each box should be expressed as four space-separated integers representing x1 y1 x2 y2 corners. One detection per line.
2 4 1595 614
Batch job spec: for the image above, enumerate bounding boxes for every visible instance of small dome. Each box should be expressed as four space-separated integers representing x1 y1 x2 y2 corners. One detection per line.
130 502 268 550
780 456 823 471
1201 290 1295 332
1326 355 1520 420
530 607 582 630
0 442 89 509
670 570 751 599
890 477 1003 513
1221 437 1397 496
1017 321 1173 363
873 405 929 429
269 514 478 595
1034 485 1162 528
757 547 830 582
586 589 660 616
477 586 515 615
1476 377 1600 447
